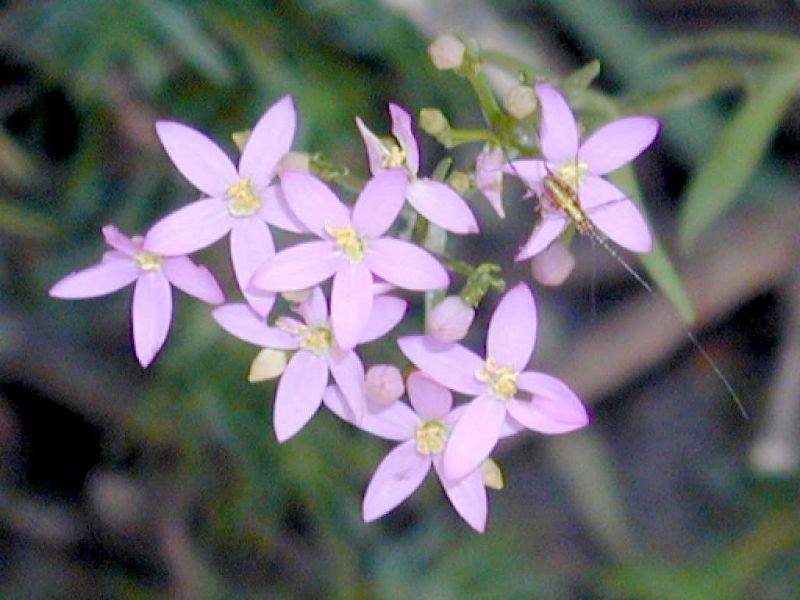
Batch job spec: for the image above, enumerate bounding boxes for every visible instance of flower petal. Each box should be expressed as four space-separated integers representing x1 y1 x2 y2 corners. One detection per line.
363 441 430 522
250 241 341 292
212 303 297 349
131 272 173 367
515 215 567 261
389 103 420 175
443 393 506 481
239 95 296 189
155 121 238 196
161 256 225 305
407 179 479 234
145 198 232 256
513 371 590 433
257 185 306 233
328 348 367 421
230 218 276 317
486 283 537 371
355 116 387 175
476 145 505 218
434 459 487 533
407 371 452 419
280 171 350 238
535 83 579 164
397 336 484 396
323 385 417 441
580 176 653 253
579 116 660 176
351 169 408 238
274 350 328 442
506 159 547 189
358 295 407 344
102 225 138 255
366 238 449 291
331 263 373 351
49 258 139 299
295 286 329 326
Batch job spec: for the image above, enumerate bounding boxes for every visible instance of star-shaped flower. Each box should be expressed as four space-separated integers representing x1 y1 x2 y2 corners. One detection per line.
50 224 224 367
145 95 302 316
213 287 406 441
398 283 589 481
356 103 479 234
250 169 449 351
508 83 659 260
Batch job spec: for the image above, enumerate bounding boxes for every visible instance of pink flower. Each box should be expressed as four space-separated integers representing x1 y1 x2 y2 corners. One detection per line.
398 283 589 481
475 144 506 219
145 95 302 316
250 169 449 351
324 372 501 532
50 224 224 367
213 287 407 441
356 103 479 234
428 295 475 343
508 83 658 260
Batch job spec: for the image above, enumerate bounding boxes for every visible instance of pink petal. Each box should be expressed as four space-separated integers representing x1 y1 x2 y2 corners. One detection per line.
351 169 408 238
355 116 386 175
486 283 537 371
331 262 373 351
250 241 341 292
578 116 660 176
239 95 296 189
49 258 139 299
212 303 297 349
475 145 505 219
363 440 430 522
407 179 479 234
257 185 306 233
397 336 485 396
230 218 276 317
515 216 567 261
513 371 590 433
328 349 367 423
506 159 547 188
162 256 224 305
580 176 652 253
131 272 173 367
295 286 329 326
443 393 506 481
535 83 579 164
407 371 452 419
366 238 449 291
323 385 417 441
358 295 407 344
155 121 238 196
434 460 488 533
145 198 232 256
274 350 328 442
280 171 350 238
102 225 138 255
389 103 420 175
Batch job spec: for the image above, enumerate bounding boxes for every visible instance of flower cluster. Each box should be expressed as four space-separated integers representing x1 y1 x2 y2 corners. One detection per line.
51 73 660 530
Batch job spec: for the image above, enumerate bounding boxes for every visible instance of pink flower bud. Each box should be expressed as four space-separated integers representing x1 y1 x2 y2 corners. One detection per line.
530 241 575 286
365 365 405 406
428 35 465 70
503 85 538 119
429 295 475 342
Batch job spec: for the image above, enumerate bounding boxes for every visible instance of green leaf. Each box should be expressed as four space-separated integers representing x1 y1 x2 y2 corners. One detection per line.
679 61 800 249
649 31 800 64
561 60 601 95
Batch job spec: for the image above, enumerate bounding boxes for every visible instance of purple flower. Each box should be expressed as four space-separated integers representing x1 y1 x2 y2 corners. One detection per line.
50 224 224 367
356 103 479 234
145 95 302 316
398 283 589 481
508 83 659 260
250 169 449 351
324 371 506 532
213 287 407 441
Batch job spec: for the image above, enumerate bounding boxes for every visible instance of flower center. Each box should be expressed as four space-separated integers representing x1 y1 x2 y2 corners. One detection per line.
325 224 367 263
277 319 333 355
556 160 588 191
380 144 406 169
133 251 163 271
415 419 447 455
226 177 262 217
475 357 518 400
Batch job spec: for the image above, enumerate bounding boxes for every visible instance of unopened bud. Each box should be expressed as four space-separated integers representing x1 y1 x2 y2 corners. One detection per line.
249 348 287 382
278 151 310 173
480 458 504 490
365 365 405 406
429 295 475 342
475 145 505 218
282 288 312 304
428 35 465 70
530 241 575 286
504 85 538 119
447 170 471 196
419 108 450 136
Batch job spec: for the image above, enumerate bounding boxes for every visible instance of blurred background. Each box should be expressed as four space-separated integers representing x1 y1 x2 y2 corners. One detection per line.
2 0 800 598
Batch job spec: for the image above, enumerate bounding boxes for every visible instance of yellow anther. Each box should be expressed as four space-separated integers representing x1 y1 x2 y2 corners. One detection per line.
381 144 406 169
475 357 519 400
556 160 588 191
275 319 333 355
325 224 367 263
134 251 163 271
415 419 448 455
226 177 262 217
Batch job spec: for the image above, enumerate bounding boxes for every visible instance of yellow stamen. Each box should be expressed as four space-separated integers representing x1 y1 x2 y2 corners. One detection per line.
226 177 262 217
325 224 367 263
277 318 332 355
134 251 162 271
415 419 447 455
381 144 406 169
475 357 518 400
556 160 588 190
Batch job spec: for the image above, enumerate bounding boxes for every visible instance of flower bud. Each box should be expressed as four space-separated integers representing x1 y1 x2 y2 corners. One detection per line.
428 34 465 70
530 241 575 286
429 295 475 342
475 144 505 218
365 364 405 406
278 151 310 173
419 108 450 136
249 348 287 382
447 170 471 196
480 458 504 490
503 85 538 119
